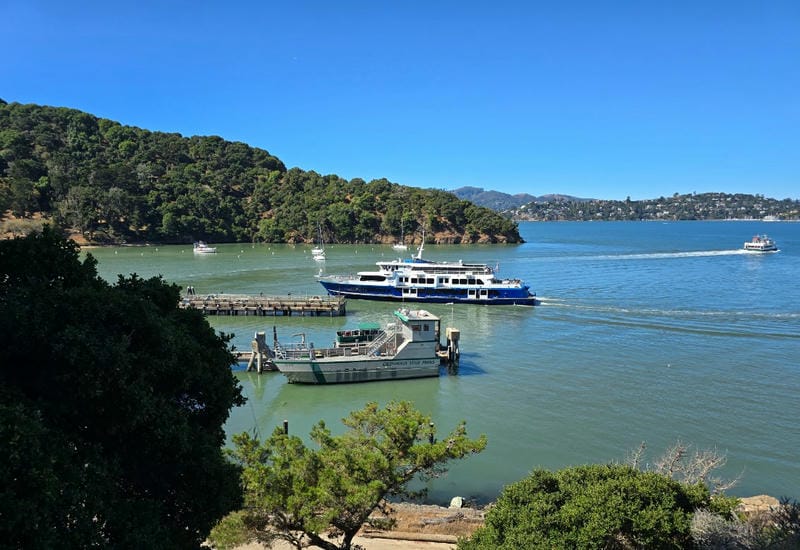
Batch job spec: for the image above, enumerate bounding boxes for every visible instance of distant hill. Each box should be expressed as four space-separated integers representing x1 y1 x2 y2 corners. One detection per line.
451 187 591 212
452 186 799 221
511 193 800 221
0 100 522 244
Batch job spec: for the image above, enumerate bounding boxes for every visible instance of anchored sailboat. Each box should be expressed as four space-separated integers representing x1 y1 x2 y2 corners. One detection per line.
392 219 408 251
312 223 326 261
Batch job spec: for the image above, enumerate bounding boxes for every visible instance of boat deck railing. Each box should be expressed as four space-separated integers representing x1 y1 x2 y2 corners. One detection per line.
274 324 403 361
364 323 402 356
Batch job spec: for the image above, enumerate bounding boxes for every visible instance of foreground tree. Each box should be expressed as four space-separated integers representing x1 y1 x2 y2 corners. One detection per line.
231 400 487 550
460 464 717 550
0 227 245 549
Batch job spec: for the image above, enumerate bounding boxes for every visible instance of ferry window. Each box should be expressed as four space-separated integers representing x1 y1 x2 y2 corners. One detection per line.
427 278 434 284
476 279 485 284
411 278 418 284
468 279 476 285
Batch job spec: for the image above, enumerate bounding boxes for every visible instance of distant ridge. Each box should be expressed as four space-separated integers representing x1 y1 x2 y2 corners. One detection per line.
450 187 592 211
451 187 799 221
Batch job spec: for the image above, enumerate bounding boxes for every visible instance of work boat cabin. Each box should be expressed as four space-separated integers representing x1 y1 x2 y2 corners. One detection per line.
394 308 439 347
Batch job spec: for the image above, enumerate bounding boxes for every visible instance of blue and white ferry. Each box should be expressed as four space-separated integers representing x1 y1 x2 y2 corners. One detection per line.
318 241 536 305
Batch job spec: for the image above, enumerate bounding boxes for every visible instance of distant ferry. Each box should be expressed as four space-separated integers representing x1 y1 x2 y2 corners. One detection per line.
743 234 778 252
318 241 536 305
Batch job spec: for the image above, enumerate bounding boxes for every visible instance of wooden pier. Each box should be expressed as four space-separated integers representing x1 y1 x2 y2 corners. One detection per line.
180 293 347 317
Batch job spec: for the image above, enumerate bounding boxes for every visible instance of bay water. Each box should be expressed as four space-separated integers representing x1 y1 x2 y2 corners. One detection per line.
88 221 800 503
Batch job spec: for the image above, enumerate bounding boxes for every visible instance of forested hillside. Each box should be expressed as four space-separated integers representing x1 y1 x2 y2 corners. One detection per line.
0 100 521 244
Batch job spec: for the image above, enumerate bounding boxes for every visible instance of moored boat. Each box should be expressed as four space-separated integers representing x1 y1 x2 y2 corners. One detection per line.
311 223 326 260
743 234 778 252
318 240 536 305
193 241 217 254
392 219 408 251
272 308 458 384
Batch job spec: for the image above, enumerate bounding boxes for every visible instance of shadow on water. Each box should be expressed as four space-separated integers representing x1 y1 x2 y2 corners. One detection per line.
446 353 487 376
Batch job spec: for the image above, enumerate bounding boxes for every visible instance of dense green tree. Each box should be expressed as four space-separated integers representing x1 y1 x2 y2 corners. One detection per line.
0 101 524 244
231 400 487 550
0 227 245 549
459 464 713 550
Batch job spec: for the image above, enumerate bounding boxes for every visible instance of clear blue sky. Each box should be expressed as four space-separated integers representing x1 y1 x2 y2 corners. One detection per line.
3 1 798 200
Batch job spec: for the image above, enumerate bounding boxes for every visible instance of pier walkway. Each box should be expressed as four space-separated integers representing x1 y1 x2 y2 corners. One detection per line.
179 293 346 317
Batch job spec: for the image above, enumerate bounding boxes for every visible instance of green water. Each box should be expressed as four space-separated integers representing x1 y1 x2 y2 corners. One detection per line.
88 221 800 504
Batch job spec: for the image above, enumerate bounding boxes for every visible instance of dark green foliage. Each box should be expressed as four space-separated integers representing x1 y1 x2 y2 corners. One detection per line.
0 227 245 549
0 102 522 243
230 400 487 550
460 464 711 550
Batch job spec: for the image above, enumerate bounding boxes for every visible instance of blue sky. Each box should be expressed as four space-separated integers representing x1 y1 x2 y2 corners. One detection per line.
3 1 798 200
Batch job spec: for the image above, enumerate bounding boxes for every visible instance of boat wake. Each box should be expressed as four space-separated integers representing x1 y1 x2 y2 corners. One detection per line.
593 249 753 260
540 302 800 339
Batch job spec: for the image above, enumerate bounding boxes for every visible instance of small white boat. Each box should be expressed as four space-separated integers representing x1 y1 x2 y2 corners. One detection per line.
743 234 778 252
272 308 458 384
193 241 217 254
311 223 326 260
392 219 408 251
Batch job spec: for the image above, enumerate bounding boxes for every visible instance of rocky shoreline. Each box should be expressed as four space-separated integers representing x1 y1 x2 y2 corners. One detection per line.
229 495 781 549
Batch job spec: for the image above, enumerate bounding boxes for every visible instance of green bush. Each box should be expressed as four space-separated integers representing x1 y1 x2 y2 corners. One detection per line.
460 464 711 550
207 511 254 550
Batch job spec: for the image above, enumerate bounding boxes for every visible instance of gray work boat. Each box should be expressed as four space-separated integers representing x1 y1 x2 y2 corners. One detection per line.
272 308 459 384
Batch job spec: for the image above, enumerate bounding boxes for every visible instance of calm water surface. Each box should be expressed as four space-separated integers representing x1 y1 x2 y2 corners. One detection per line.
89 221 800 503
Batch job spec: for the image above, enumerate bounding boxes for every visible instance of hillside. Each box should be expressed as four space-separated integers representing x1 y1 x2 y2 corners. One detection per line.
451 187 591 212
451 186 538 211
0 100 522 244
452 185 799 221
512 193 800 221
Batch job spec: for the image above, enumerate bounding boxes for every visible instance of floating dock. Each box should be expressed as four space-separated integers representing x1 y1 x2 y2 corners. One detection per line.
179 294 346 317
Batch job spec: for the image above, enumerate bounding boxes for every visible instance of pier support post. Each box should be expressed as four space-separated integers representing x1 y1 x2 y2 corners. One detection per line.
246 331 269 373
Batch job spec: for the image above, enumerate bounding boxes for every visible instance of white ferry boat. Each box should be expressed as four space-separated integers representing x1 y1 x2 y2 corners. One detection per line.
318 241 536 305
193 241 217 254
272 308 457 384
743 234 778 252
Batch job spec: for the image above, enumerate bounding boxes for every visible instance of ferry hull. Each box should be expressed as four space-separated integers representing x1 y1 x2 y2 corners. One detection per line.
319 281 536 306
273 357 441 384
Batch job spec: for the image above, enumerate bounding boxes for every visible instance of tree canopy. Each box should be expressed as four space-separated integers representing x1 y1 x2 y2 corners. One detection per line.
459 464 715 550
0 227 245 548
0 101 522 244
230 400 487 550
